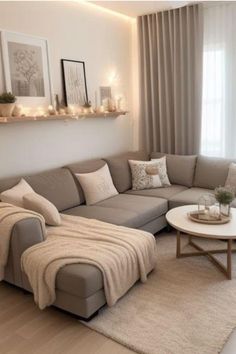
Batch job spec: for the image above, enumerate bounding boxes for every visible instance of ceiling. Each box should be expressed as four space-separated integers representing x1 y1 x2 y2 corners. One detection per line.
90 1 190 18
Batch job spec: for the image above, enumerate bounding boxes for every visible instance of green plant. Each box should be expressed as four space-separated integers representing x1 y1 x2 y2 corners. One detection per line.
214 186 235 205
0 92 16 104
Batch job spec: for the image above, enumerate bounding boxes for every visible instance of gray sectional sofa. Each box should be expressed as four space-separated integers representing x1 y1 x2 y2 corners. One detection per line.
0 151 235 319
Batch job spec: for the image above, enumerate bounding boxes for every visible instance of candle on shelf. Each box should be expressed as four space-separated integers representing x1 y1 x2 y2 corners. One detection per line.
102 98 109 111
48 105 57 115
59 108 65 115
66 105 73 115
108 98 116 112
115 96 122 111
83 108 88 114
13 104 23 117
36 106 45 116
22 107 30 116
98 105 104 113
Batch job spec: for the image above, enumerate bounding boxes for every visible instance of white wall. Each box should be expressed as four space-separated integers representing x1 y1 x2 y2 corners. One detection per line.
0 1 136 178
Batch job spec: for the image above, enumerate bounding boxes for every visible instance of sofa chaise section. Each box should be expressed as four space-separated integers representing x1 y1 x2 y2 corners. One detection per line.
0 168 107 319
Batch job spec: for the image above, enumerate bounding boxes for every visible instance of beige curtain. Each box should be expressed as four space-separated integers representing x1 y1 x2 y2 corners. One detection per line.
138 4 203 154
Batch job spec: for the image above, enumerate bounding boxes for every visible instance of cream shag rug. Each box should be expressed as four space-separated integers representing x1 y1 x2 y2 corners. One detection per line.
83 233 236 354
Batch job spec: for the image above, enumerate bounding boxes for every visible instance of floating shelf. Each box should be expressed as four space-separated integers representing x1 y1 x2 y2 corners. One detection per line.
0 111 128 124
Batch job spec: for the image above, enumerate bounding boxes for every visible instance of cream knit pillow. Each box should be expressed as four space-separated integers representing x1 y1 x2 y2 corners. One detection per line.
76 164 118 205
0 179 34 207
23 193 61 226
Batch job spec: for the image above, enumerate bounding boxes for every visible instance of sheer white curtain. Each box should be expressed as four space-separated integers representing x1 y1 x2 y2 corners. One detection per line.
201 3 236 158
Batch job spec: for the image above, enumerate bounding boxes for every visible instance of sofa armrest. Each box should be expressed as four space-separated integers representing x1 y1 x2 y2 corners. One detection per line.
4 217 44 288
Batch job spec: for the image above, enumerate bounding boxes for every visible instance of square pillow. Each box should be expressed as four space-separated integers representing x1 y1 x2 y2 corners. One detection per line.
0 178 34 207
151 156 171 186
76 164 118 205
225 163 236 188
23 193 61 226
129 160 162 191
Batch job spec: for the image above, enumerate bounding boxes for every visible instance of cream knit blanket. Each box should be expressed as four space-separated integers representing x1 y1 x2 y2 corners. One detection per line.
22 214 157 310
0 202 46 280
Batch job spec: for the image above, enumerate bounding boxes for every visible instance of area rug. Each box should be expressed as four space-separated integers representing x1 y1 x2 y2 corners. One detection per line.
82 233 236 354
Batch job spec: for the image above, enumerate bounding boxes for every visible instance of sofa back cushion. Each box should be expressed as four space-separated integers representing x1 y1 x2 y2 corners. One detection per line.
150 152 197 187
0 168 80 212
66 159 106 204
104 151 149 193
193 156 236 189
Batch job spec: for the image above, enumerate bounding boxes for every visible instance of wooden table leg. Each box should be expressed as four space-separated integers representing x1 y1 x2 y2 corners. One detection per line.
176 230 181 258
227 239 232 280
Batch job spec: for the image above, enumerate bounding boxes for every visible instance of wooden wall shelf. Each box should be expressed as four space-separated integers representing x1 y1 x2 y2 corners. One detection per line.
0 111 128 124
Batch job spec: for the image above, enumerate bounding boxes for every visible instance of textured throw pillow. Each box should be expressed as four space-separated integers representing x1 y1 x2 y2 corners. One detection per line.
151 156 171 186
0 178 34 207
225 163 236 188
129 160 162 190
23 193 61 226
76 164 118 205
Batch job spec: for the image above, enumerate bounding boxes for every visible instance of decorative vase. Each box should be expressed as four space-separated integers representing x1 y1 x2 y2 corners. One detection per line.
220 203 230 217
0 103 15 117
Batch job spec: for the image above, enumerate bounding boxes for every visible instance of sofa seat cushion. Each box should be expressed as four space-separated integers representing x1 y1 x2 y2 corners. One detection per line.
169 187 214 209
56 263 103 298
126 185 188 200
96 194 168 227
63 194 167 229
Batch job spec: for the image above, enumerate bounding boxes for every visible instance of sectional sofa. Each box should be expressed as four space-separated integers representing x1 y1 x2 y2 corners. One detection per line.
0 151 235 319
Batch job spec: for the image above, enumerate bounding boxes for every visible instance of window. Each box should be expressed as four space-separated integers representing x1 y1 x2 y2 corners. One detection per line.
201 49 225 157
201 4 236 158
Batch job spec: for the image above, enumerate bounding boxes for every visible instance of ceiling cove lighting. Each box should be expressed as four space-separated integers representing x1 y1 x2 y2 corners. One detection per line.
76 0 136 22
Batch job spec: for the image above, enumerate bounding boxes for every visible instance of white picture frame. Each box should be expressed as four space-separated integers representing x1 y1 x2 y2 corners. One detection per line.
0 30 53 109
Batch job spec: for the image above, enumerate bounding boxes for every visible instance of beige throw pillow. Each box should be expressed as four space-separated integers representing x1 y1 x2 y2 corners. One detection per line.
151 156 171 186
225 163 236 188
23 193 61 226
76 164 118 205
0 178 34 207
129 160 162 190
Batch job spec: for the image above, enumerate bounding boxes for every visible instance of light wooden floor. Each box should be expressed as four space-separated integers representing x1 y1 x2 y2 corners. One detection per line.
0 282 135 354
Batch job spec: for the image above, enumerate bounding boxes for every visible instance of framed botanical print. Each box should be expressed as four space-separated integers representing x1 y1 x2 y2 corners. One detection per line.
61 59 88 106
0 30 53 108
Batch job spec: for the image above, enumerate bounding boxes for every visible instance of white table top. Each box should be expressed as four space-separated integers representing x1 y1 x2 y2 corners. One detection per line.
166 205 236 239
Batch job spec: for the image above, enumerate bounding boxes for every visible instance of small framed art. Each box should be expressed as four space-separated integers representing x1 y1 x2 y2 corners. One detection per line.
61 59 88 106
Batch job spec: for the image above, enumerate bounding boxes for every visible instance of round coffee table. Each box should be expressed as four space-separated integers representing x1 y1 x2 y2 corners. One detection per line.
166 205 236 279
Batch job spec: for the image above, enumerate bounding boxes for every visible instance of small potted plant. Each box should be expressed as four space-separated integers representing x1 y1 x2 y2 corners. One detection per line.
0 92 17 117
214 186 235 216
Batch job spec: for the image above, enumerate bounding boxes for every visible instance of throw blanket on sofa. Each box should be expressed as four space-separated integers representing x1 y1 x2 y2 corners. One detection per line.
0 202 46 280
22 214 157 310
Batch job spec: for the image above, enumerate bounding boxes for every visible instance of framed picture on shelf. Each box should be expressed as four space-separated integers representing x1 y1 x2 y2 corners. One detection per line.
61 59 88 106
100 86 111 104
0 30 53 109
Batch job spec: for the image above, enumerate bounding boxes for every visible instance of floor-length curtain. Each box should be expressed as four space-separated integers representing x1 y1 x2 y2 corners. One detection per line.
138 4 203 154
201 3 236 158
